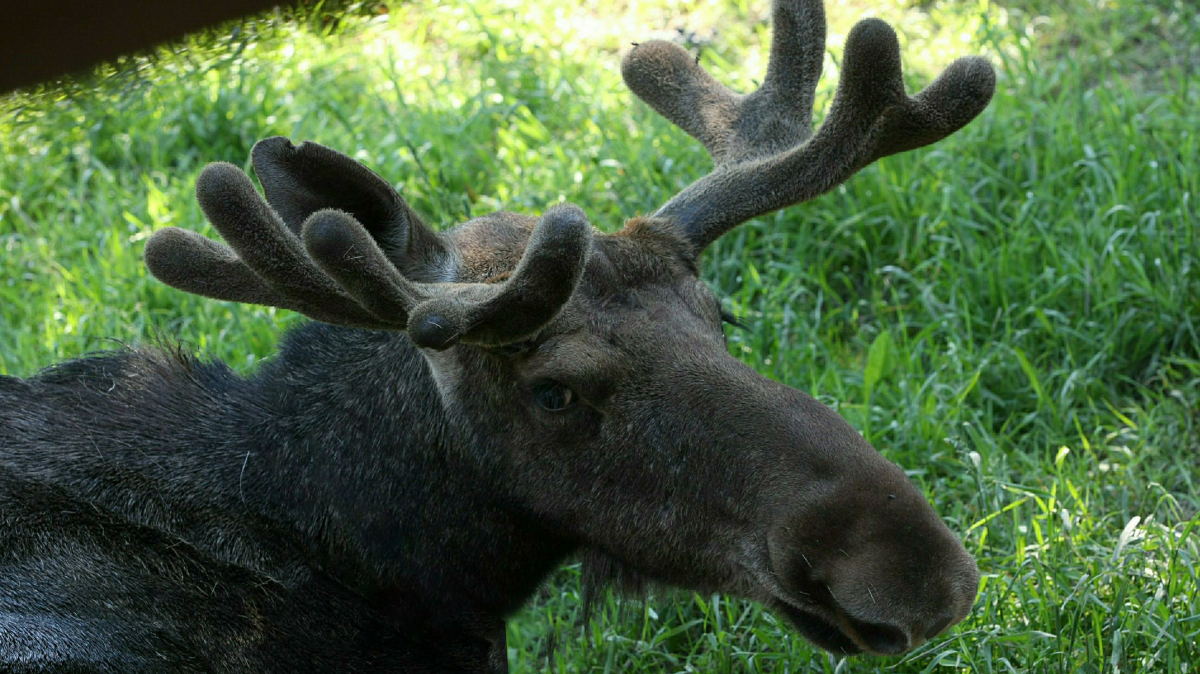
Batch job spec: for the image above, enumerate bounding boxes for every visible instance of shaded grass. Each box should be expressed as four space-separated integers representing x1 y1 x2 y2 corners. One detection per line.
2 0 1198 671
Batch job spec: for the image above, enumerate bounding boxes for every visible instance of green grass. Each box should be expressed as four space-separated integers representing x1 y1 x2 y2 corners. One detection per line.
2 0 1198 671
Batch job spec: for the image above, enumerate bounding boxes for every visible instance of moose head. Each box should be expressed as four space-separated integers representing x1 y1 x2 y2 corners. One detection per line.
143 0 994 657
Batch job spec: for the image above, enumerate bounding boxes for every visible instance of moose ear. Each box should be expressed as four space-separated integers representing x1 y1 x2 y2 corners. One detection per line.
250 137 448 267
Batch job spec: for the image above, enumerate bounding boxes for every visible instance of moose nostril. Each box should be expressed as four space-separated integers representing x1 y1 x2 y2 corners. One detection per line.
924 615 954 640
849 619 909 655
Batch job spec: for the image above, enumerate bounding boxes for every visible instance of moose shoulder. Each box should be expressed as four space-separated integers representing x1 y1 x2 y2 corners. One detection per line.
0 0 995 671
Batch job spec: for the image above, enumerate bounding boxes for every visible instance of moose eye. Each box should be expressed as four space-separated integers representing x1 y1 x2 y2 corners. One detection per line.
534 381 576 412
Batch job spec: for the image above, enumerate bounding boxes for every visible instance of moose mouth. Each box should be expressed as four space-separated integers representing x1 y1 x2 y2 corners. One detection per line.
772 600 863 656
771 598 914 657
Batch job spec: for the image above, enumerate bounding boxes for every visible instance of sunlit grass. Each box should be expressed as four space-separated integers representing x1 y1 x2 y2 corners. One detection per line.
1 0 1198 671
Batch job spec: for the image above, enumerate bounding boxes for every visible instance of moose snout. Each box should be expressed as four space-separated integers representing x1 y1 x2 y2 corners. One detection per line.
765 473 980 656
825 545 980 655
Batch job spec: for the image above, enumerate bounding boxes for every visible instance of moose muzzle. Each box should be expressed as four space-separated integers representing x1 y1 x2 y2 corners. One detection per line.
765 458 979 655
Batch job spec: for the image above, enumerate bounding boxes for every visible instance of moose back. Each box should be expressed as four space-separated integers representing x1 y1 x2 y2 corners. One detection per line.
0 0 996 671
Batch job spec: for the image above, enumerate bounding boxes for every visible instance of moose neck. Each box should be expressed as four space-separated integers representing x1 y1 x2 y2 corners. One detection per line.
245 322 576 622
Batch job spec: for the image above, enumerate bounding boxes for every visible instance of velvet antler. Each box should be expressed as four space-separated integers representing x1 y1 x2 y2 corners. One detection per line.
622 0 996 251
145 138 592 350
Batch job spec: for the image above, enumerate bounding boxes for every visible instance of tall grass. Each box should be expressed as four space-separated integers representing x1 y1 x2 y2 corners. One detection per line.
2 0 1197 671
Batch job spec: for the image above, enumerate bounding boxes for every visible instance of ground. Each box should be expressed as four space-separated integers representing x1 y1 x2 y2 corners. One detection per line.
1 0 1197 671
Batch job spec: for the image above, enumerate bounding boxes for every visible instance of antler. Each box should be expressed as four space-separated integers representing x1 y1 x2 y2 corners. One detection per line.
622 0 996 251
144 139 592 350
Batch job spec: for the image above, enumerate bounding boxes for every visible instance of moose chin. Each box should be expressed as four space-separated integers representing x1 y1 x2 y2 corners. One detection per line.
0 0 994 671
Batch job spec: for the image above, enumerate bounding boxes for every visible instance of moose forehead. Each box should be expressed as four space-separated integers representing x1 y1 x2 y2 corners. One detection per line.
448 212 721 334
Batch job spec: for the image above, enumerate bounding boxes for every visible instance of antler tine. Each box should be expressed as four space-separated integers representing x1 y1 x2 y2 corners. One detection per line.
146 153 594 350
250 137 449 270
759 0 826 128
619 42 740 161
623 0 995 251
621 0 826 164
300 209 423 325
144 228 292 309
146 163 391 328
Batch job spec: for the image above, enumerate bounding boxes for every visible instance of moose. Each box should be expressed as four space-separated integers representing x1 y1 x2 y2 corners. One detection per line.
0 0 995 671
